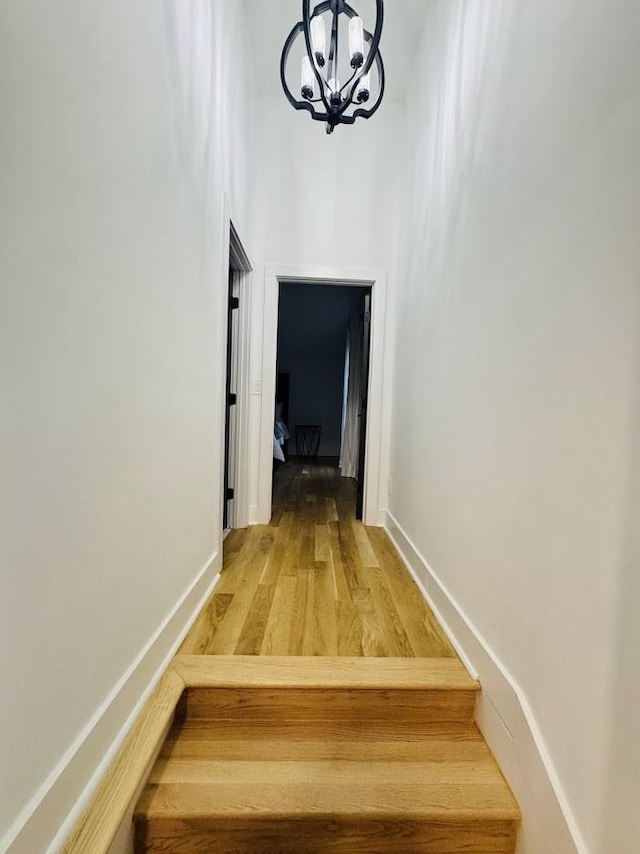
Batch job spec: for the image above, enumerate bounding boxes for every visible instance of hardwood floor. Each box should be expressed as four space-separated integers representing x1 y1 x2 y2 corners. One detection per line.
180 460 455 658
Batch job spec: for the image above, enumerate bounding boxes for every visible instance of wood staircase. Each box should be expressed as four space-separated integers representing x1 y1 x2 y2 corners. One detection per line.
134 656 520 853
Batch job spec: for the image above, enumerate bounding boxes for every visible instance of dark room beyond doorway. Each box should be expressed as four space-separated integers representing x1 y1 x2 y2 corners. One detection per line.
274 282 371 519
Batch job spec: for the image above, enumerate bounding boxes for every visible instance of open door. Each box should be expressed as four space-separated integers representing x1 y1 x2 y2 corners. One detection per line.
355 290 371 520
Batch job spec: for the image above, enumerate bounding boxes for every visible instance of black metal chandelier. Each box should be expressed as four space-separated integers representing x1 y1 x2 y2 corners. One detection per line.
280 0 385 134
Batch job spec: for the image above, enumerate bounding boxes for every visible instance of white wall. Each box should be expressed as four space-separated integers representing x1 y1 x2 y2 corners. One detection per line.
0 1 254 849
248 94 402 520
390 1 640 852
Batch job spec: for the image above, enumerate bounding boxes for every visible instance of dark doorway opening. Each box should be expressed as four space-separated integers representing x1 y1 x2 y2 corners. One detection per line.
273 283 372 520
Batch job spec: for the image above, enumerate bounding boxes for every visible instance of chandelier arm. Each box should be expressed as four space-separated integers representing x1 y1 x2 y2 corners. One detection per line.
280 21 303 109
339 68 359 95
362 0 384 77
303 0 332 114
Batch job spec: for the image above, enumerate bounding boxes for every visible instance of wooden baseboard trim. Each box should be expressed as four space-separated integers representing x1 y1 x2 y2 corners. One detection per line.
383 510 585 854
62 668 185 853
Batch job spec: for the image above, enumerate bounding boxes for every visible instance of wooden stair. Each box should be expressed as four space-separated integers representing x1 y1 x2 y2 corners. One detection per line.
134 656 520 853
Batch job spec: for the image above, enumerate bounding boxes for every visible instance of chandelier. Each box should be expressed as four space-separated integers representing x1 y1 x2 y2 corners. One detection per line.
280 0 385 134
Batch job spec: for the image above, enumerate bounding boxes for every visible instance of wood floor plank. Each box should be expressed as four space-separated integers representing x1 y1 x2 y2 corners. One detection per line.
366 563 416 657
215 527 274 595
217 527 270 587
314 523 331 561
312 562 338 656
301 570 315 656
336 521 369 592
297 531 316 572
329 527 352 602
288 570 310 656
352 587 388 657
367 527 456 658
336 599 364 655
203 534 273 655
179 593 234 655
260 511 295 584
234 584 275 655
220 528 245 565
260 575 296 655
351 520 380 567
325 497 339 522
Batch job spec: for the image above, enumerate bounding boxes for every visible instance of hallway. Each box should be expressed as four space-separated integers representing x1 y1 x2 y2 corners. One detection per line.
181 461 455 658
4 1 639 851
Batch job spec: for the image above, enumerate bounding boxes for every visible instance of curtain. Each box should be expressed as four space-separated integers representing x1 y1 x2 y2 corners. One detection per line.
339 314 363 479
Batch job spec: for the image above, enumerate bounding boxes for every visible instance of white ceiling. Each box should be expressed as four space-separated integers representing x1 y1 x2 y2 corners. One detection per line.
243 0 427 102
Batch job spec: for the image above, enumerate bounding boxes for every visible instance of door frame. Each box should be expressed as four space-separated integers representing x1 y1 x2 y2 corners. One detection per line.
257 264 389 527
222 218 252 530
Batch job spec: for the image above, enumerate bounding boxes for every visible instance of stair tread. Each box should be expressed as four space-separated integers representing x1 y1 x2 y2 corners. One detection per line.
174 654 478 691
136 726 519 823
160 720 489 758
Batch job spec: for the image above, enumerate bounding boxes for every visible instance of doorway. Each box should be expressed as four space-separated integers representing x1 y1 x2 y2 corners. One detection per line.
222 223 251 531
258 266 389 527
273 283 371 519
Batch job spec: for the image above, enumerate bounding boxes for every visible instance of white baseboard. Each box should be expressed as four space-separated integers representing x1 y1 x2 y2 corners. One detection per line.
2 550 222 854
384 511 587 854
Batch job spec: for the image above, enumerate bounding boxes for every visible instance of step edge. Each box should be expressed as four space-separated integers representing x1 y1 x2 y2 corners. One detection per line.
174 655 480 691
134 805 522 822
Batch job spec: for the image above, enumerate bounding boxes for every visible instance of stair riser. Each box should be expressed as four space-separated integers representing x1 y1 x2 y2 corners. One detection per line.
136 817 517 854
178 687 477 724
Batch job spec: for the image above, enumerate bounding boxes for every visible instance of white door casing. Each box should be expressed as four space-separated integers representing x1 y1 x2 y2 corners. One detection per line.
255 264 390 527
220 200 253 531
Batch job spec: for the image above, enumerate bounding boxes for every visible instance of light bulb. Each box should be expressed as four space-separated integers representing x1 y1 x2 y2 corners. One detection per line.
349 17 365 68
356 72 370 103
310 15 326 67
300 55 314 99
